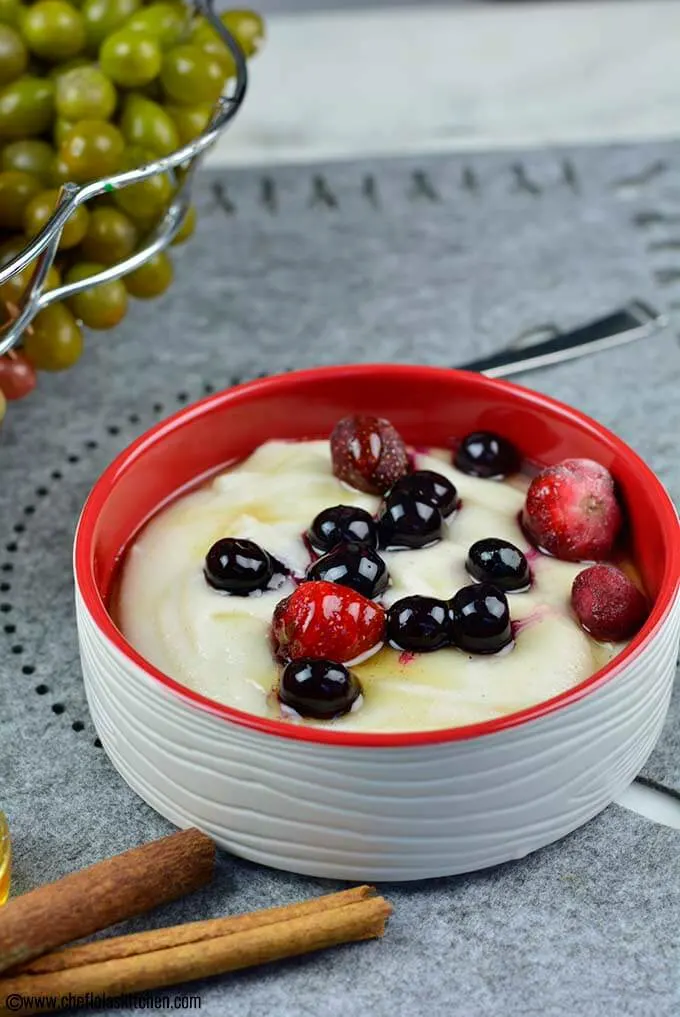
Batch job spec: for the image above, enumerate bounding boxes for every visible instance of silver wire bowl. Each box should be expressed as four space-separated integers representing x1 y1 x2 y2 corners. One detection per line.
0 0 248 358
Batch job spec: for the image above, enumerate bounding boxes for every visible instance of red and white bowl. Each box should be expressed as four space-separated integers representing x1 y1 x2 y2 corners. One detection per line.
74 366 680 881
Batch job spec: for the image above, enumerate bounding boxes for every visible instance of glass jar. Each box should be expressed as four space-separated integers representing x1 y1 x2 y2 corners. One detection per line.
0 812 11 905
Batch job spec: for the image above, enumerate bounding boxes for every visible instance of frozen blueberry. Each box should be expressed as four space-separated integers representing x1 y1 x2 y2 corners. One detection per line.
386 596 453 652
389 469 458 517
204 538 287 595
450 582 512 654
454 431 520 479
378 491 444 550
279 658 362 719
307 505 378 553
306 542 389 599
466 538 530 592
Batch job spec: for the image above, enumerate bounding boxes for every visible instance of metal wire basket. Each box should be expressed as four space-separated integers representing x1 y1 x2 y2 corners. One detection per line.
0 0 248 358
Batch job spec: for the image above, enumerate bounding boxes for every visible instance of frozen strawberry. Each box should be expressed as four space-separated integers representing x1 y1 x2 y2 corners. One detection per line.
272 580 385 664
571 565 648 642
330 414 409 495
522 458 622 561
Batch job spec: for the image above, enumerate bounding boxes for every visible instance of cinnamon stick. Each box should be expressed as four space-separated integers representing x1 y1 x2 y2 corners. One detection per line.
0 829 215 975
0 897 392 1016
14 886 376 974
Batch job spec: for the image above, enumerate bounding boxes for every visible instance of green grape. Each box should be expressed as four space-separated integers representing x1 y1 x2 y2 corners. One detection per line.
23 187 89 247
113 146 172 220
0 236 27 265
59 119 124 181
21 1 86 62
124 249 171 297
99 29 161 88
160 44 225 105
0 170 42 229
188 20 235 77
82 0 138 52
0 255 60 304
47 55 91 80
0 236 23 263
0 0 20 27
165 101 210 145
53 116 74 146
0 24 28 85
81 204 137 263
1 139 54 182
48 151 71 184
170 202 195 245
55 65 116 120
23 302 83 370
220 9 264 58
65 260 127 329
126 2 187 50
120 92 178 156
0 76 54 139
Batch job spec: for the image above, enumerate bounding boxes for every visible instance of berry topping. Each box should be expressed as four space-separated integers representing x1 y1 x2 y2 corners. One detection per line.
450 583 512 654
272 581 385 664
386 596 453 653
279 658 362 720
204 538 287 596
466 538 531 592
330 414 409 495
378 490 444 550
307 504 378 553
522 458 622 562
454 431 520 479
571 565 648 642
389 469 459 518
306 542 389 599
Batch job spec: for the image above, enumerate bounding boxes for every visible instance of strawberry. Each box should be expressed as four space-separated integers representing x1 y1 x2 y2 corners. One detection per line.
330 414 409 495
571 564 648 642
272 581 385 664
522 458 622 561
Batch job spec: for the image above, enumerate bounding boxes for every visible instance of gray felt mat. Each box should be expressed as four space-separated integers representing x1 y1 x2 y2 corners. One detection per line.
1 141 679 1015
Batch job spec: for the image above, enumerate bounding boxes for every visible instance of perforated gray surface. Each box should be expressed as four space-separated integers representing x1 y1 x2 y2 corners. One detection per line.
1 142 679 1015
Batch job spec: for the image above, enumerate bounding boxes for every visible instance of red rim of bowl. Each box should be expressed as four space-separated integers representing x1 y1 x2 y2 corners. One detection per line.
75 365 680 748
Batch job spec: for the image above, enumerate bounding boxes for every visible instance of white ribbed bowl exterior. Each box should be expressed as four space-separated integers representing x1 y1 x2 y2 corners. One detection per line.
76 588 680 882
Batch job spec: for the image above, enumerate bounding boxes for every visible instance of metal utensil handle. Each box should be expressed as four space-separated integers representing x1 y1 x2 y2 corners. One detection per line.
0 0 247 359
459 300 667 378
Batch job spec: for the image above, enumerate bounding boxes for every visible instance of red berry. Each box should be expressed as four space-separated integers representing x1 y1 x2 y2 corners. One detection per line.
0 352 37 400
522 458 622 561
571 564 648 642
330 414 409 495
272 580 385 664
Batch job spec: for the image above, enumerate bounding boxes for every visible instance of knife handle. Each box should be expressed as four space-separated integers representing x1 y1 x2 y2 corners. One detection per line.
458 300 667 378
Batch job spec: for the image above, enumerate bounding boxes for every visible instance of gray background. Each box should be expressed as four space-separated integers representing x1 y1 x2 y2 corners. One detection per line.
1 141 680 1015
243 0 657 14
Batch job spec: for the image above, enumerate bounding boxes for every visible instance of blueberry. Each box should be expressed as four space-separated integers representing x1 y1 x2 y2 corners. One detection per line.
306 542 388 599
307 505 378 553
450 583 512 654
279 658 362 719
454 431 520 479
204 538 287 595
466 538 530 592
386 596 453 652
389 470 458 518
378 491 444 550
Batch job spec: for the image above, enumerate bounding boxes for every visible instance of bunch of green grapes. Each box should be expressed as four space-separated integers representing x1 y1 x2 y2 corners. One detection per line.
0 1 263 415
